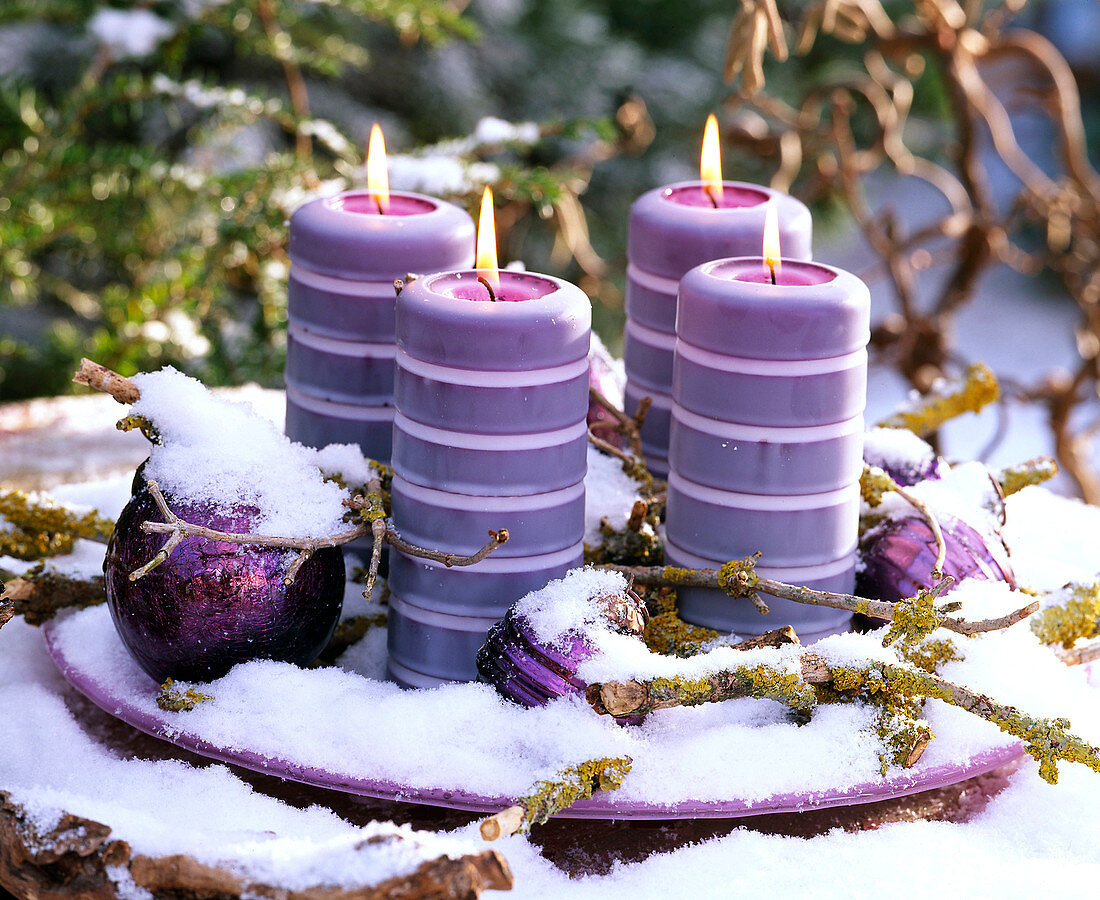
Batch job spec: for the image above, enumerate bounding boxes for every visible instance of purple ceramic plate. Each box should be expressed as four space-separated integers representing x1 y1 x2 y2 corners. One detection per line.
44 622 1025 819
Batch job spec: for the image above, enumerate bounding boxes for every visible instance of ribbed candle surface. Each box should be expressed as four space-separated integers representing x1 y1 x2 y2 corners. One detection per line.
284 191 474 462
387 270 591 685
666 257 870 641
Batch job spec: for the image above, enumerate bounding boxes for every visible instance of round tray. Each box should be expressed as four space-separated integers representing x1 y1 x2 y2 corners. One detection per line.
43 618 1025 820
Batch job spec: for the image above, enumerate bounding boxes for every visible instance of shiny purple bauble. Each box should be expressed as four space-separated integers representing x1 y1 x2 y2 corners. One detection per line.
863 440 948 487
858 513 1015 603
476 608 593 707
104 483 345 683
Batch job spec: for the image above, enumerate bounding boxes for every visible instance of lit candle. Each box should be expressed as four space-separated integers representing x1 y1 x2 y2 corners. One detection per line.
284 124 475 462
624 115 813 476
387 188 591 687
665 219 870 642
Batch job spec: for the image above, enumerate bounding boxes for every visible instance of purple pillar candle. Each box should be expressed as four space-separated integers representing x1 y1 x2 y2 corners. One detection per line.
387 270 591 686
284 191 475 462
624 182 812 475
666 257 870 642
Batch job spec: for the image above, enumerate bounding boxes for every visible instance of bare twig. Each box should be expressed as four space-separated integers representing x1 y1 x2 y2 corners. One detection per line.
133 481 508 582
588 385 646 459
384 528 509 568
72 358 140 404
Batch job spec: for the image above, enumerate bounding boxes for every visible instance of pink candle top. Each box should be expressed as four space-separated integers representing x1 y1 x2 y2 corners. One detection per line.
730 261 837 287
328 192 437 216
628 181 813 280
396 270 591 371
288 190 475 281
675 257 869 361
431 270 558 303
659 182 770 209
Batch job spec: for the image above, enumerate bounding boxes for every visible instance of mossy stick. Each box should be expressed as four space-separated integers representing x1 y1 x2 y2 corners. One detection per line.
0 567 106 626
995 456 1058 496
605 557 1038 637
876 362 1000 436
480 756 633 840
590 654 1100 783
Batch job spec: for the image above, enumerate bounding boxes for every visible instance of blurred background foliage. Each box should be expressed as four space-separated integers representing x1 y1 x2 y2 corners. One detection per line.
0 0 1096 401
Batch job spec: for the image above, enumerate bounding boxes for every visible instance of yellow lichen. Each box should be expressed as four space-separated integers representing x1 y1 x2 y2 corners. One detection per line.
520 756 633 830
716 556 760 597
0 489 114 560
1030 582 1100 649
156 678 213 712
643 608 720 657
877 362 1000 437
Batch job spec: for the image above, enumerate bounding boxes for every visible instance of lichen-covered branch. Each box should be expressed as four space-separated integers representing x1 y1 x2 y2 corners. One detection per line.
587 499 663 567
995 456 1059 497
818 659 1100 784
479 756 633 840
0 565 106 626
605 557 1038 639
1031 582 1100 649
876 363 1000 437
156 678 214 712
586 661 817 722
0 488 114 560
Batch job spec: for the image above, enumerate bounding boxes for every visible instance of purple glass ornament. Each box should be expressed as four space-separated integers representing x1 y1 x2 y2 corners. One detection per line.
476 592 647 719
104 484 345 683
862 429 949 487
858 513 1015 603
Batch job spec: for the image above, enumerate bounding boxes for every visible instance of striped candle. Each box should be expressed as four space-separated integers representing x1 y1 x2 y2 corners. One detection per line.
387 270 591 686
666 258 870 642
284 191 475 462
624 182 812 476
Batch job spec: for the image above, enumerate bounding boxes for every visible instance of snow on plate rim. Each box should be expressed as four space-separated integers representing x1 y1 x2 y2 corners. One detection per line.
42 610 1024 820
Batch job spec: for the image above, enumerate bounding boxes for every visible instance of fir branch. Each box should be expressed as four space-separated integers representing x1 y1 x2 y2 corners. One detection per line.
480 756 633 840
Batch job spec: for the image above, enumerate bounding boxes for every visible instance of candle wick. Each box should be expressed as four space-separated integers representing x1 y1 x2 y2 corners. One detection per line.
374 195 385 215
768 260 777 285
704 184 720 209
477 275 497 302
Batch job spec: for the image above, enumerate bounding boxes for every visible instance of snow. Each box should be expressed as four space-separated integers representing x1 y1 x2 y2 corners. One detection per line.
4 437 1100 894
129 368 349 538
87 9 175 60
583 445 644 544
862 426 939 480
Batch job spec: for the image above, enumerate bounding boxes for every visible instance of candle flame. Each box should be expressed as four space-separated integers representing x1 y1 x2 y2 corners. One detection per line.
700 114 723 204
367 123 389 213
763 201 781 281
475 186 499 288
